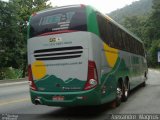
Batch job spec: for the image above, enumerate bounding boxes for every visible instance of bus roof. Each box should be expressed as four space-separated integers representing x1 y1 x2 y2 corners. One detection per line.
36 4 85 15
33 4 143 44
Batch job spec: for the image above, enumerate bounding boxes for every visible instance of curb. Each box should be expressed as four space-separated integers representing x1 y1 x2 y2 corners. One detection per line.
0 81 28 87
0 77 28 86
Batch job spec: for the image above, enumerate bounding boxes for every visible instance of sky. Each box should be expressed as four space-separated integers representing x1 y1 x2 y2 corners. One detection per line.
50 0 140 13
2 0 140 13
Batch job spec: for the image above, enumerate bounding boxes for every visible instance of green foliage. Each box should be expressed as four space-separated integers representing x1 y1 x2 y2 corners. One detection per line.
0 0 52 79
0 1 22 68
123 16 147 38
147 40 160 67
147 0 160 41
146 0 160 67
0 67 23 80
108 0 153 24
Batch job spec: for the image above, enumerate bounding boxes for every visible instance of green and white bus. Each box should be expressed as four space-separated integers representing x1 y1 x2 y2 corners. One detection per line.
27 4 148 107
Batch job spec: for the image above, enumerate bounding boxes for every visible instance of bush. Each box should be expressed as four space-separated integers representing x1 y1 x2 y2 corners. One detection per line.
147 39 160 67
0 67 23 80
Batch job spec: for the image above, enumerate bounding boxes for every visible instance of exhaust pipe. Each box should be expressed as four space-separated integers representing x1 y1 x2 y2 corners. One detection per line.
35 98 41 105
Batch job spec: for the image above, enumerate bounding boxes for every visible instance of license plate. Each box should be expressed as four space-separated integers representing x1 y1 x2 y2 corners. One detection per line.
52 96 64 101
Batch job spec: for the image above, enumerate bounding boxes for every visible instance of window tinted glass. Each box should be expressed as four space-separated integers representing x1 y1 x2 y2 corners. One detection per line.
29 7 87 38
97 13 114 46
96 13 145 56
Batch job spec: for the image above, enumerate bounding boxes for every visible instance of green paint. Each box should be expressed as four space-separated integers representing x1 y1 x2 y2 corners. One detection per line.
35 75 86 92
86 6 100 36
30 87 101 107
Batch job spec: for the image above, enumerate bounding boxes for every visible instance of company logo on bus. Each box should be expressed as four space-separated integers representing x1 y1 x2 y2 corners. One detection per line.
49 37 62 43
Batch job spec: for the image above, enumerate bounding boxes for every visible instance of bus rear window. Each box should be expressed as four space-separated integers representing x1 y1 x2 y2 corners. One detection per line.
29 7 87 38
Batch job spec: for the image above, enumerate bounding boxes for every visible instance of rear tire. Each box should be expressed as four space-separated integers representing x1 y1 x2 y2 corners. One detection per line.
141 81 146 87
144 72 148 80
142 72 147 87
122 80 130 102
111 81 123 108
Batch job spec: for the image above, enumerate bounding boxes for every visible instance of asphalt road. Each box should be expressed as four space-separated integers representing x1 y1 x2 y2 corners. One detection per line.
0 69 160 120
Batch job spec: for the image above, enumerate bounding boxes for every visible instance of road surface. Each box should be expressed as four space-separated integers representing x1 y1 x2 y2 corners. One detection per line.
0 69 160 120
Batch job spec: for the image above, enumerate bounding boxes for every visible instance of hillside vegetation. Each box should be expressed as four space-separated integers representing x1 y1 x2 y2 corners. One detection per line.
108 0 153 24
108 0 160 68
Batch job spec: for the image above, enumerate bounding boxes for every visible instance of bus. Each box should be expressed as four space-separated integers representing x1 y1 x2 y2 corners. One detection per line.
27 4 148 107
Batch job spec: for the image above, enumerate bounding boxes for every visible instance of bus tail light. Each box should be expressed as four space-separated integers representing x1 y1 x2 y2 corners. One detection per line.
28 65 37 91
84 61 98 90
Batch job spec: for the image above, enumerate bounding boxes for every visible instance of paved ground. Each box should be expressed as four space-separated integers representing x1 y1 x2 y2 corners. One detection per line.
0 69 160 120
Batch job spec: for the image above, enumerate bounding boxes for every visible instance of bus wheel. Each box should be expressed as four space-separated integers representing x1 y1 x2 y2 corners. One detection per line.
144 72 148 80
141 72 147 87
111 81 122 108
122 80 130 102
141 81 146 87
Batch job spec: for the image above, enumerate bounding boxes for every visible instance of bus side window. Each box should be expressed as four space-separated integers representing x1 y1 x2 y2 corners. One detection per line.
121 31 126 51
118 28 125 50
112 25 118 48
96 15 115 49
126 33 130 52
107 21 114 47
130 37 134 53
96 13 113 46
96 14 106 43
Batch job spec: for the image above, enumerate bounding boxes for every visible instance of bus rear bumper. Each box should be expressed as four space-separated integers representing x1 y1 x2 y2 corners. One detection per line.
30 88 101 107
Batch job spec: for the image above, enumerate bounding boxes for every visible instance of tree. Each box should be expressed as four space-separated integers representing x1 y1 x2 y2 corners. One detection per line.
147 40 160 67
147 0 160 41
9 0 52 77
0 1 22 68
123 16 144 38
146 0 160 67
0 0 52 78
